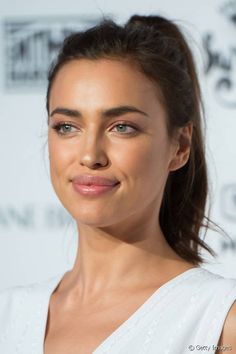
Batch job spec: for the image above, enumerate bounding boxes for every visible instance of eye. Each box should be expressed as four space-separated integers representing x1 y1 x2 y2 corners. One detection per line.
51 123 78 135
111 122 138 135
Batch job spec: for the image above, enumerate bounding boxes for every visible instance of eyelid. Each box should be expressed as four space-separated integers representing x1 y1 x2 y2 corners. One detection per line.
50 120 138 128
50 121 78 135
110 120 138 129
50 120 77 127
50 120 140 135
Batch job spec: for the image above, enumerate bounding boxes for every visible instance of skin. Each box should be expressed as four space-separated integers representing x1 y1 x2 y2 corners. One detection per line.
48 57 194 297
47 58 236 353
45 59 194 354
216 305 236 353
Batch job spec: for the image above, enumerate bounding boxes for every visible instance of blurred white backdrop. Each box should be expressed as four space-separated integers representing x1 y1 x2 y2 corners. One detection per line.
0 0 235 289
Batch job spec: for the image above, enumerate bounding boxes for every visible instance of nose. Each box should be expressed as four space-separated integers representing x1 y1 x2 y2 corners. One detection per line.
79 131 108 169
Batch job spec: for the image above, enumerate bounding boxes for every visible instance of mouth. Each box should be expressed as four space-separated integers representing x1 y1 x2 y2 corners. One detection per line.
72 181 120 196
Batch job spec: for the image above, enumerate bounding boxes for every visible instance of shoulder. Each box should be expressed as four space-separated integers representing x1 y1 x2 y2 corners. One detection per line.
0 284 31 335
201 270 236 353
186 269 236 347
0 279 41 304
196 268 236 295
0 273 63 321
0 274 64 346
217 300 236 353
0 278 55 351
0 284 25 306
0 282 37 313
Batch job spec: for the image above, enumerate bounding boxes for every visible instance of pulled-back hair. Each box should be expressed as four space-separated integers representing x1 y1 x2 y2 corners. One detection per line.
46 14 218 265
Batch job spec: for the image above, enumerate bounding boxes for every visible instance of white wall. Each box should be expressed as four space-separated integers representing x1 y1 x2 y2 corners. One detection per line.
0 0 235 289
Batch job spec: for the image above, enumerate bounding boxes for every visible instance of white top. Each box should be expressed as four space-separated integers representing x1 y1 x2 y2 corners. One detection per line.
0 267 236 354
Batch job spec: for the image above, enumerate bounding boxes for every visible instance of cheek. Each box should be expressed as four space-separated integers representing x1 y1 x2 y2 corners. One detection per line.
113 136 170 186
48 134 75 185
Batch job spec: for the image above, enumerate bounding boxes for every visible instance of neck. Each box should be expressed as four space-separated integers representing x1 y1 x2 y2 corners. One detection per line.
59 218 188 303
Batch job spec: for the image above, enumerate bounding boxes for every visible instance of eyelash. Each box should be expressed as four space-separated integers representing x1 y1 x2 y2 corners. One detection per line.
51 121 138 136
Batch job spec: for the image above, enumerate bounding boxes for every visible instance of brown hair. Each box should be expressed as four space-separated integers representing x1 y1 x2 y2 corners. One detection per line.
46 14 220 265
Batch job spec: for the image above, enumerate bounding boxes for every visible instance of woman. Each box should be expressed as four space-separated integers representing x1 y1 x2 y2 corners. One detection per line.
0 14 236 354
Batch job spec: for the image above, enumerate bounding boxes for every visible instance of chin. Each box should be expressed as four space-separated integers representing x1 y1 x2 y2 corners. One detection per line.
65 204 114 227
55 189 123 227
74 215 115 228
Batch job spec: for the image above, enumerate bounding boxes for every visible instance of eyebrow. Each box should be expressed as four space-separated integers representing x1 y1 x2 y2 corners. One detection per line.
49 105 149 119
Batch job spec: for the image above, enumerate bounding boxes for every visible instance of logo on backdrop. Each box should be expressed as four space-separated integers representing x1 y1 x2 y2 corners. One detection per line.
219 183 236 252
3 16 98 90
202 0 236 108
0 205 72 230
220 184 236 222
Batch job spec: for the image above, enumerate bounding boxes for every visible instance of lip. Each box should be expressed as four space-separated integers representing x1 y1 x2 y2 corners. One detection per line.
71 174 120 196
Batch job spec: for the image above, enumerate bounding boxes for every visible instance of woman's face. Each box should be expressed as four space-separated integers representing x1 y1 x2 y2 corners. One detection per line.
48 59 185 228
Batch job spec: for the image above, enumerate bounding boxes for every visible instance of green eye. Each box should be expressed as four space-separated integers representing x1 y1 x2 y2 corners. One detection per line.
112 123 137 134
52 122 138 136
117 124 127 132
61 124 73 133
52 123 77 135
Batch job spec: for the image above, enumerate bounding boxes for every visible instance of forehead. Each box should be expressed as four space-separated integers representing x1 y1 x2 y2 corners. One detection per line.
49 58 166 115
52 58 153 91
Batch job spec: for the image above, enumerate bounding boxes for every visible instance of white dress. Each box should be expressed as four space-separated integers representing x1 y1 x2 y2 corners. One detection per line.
0 267 236 354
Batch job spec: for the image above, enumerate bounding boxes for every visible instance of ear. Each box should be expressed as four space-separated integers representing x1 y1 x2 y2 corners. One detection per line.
168 122 193 172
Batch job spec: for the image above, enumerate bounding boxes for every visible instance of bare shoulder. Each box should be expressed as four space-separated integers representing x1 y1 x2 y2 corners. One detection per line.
216 300 236 354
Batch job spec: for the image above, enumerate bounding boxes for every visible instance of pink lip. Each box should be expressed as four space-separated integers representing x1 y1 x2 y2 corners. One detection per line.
71 174 120 196
72 183 119 196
